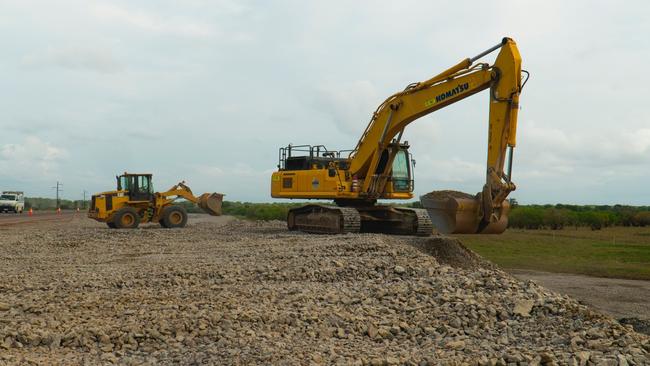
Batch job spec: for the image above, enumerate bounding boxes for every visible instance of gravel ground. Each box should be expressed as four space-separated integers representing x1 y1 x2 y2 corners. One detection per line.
0 215 648 365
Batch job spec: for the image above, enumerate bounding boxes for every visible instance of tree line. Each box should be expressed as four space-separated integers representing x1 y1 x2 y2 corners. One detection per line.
507 203 650 230
24 197 89 210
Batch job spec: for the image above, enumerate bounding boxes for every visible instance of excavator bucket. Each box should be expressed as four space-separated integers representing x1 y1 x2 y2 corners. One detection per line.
197 193 224 216
420 191 510 234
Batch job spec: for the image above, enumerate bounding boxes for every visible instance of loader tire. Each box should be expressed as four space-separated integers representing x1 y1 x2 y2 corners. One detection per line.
113 207 140 229
107 222 117 229
160 205 188 228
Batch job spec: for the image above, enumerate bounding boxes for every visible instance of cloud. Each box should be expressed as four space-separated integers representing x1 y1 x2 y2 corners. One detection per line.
195 163 273 178
1 1 649 204
308 80 380 136
415 156 484 184
0 136 69 179
92 3 216 38
22 46 123 74
520 121 650 173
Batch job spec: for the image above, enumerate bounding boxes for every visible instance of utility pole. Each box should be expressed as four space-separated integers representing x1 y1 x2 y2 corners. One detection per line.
83 190 87 209
52 181 63 209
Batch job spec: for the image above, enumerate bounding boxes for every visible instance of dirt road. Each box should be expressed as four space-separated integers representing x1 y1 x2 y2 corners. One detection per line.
512 269 650 320
0 215 647 365
0 210 76 226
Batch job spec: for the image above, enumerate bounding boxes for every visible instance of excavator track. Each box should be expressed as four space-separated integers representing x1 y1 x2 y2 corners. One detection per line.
288 205 361 234
357 206 432 236
288 204 432 236
395 207 433 236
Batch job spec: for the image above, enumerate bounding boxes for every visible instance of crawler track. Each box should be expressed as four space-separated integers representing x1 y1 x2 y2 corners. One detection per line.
288 205 432 236
287 205 361 234
396 207 433 236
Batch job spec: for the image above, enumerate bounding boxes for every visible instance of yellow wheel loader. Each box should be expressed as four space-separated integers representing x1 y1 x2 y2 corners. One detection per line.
271 37 527 235
88 172 223 229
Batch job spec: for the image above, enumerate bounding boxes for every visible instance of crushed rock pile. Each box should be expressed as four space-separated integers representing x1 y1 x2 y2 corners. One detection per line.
0 216 648 365
421 190 476 200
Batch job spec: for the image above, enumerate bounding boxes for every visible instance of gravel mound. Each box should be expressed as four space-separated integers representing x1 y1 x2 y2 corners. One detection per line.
421 190 475 200
620 318 650 336
408 236 493 270
0 216 648 365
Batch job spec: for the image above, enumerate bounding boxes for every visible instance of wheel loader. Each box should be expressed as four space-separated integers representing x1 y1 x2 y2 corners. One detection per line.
271 37 527 235
88 172 223 229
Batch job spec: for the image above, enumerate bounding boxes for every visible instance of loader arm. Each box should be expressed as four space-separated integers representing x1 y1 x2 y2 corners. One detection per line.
159 182 200 203
350 37 524 222
158 182 224 216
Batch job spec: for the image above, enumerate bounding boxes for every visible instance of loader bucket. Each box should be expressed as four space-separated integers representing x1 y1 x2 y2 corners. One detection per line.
420 191 510 234
197 193 224 216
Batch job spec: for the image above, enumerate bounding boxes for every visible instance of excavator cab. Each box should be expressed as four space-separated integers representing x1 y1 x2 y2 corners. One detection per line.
117 173 154 201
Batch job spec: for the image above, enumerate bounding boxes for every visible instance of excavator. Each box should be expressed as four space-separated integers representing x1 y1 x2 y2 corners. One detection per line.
88 172 224 229
271 37 527 235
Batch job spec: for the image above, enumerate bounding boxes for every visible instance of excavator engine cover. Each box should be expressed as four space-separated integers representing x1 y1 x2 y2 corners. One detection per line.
420 191 510 234
197 193 224 216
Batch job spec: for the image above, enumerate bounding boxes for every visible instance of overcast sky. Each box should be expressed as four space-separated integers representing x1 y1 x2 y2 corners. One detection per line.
1 0 649 204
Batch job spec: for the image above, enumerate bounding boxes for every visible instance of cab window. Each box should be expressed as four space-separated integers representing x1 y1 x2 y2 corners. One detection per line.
139 176 153 194
392 150 411 192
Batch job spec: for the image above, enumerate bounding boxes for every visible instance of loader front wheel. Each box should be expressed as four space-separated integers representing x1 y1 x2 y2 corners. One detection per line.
106 222 117 229
160 206 188 228
114 207 140 229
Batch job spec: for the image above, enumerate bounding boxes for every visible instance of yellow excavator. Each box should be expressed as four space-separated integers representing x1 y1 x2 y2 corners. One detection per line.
88 172 224 229
271 37 527 235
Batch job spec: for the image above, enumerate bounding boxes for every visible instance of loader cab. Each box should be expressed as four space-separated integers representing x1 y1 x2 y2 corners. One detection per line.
117 173 154 201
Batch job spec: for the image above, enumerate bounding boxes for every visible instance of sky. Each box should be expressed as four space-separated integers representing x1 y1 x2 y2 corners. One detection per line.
0 0 649 205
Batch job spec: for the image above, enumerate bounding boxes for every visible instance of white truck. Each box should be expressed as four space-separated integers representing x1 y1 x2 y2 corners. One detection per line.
0 191 25 213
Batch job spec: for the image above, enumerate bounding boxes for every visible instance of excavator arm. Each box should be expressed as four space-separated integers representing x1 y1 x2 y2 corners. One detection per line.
349 37 525 231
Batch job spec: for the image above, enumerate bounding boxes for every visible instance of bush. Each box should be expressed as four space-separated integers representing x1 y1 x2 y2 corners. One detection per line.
542 208 570 230
634 212 650 227
508 207 544 229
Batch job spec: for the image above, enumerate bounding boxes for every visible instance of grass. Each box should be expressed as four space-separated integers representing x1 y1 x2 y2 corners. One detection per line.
457 226 650 280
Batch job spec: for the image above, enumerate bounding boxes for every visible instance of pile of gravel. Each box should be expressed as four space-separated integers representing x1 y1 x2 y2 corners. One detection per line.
409 236 494 270
421 190 476 200
0 217 648 365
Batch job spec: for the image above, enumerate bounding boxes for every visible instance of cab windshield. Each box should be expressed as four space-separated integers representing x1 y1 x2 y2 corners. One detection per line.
391 150 412 192
0 194 16 200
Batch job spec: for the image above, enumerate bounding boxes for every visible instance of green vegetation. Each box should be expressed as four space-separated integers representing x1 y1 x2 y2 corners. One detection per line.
176 200 310 220
221 201 309 220
508 203 650 230
459 226 650 280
